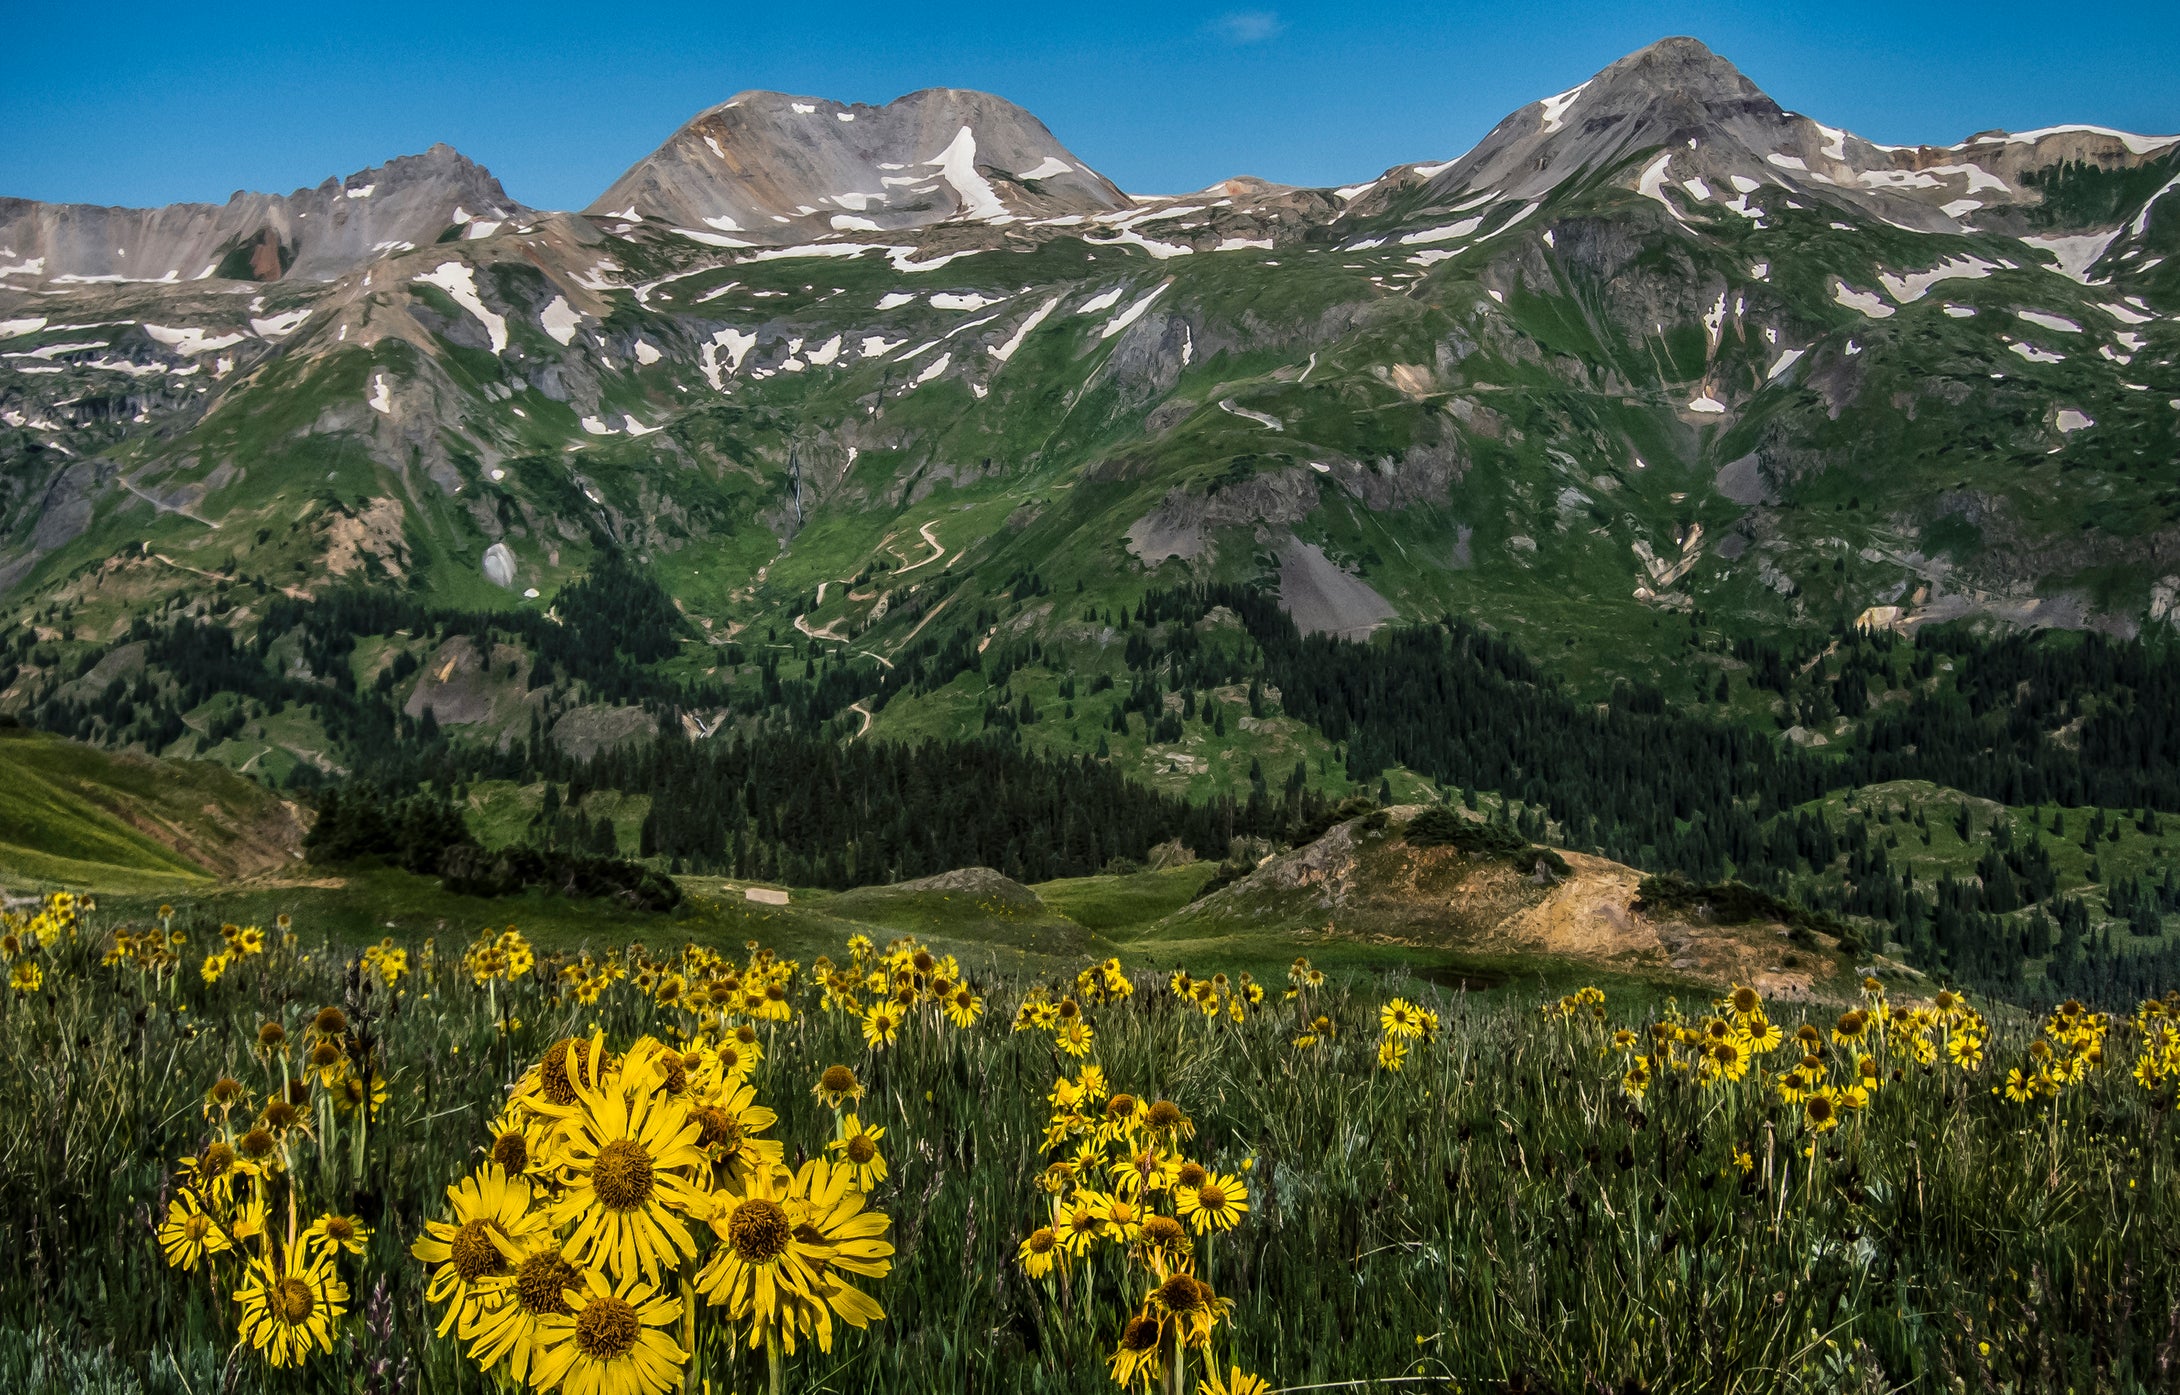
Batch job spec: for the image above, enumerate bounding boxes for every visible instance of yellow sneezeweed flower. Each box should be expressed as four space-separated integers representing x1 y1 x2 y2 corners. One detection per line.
233 1236 348 1368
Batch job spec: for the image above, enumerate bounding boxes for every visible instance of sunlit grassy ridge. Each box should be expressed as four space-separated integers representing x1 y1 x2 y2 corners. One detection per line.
2 892 2176 1394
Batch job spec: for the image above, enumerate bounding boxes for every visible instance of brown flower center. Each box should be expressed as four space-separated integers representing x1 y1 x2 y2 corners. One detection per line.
323 1216 355 1243
201 1142 235 1177
1026 1227 1056 1254
183 1213 212 1243
450 1219 509 1282
1145 1100 1183 1130
1141 1215 1186 1247
539 1038 595 1107
728 1198 792 1263
1156 1273 1208 1313
591 1139 655 1210
819 1065 858 1096
276 1277 314 1324
845 1134 878 1165
1175 1162 1208 1190
492 1130 530 1173
515 1249 578 1316
574 1293 641 1359
1197 1182 1227 1210
312 1007 348 1036
1121 1313 1162 1352
239 1127 276 1159
694 1107 741 1151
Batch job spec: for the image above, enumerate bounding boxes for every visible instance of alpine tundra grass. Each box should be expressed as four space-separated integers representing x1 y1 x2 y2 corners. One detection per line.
1 891 2177 1393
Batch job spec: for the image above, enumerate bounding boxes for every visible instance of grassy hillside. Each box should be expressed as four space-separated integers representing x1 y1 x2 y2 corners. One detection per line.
0 725 304 894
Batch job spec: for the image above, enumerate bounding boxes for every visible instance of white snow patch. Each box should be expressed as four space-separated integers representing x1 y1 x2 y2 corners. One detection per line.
464 220 501 240
1831 282 1894 318
1400 217 1483 246
0 317 48 339
1216 237 1274 252
367 373 392 415
633 339 662 365
876 292 915 310
1686 395 1727 414
580 416 616 435
623 415 660 436
806 335 842 365
539 296 582 345
1077 286 1126 315
2009 342 2066 364
1749 261 1770 280
1334 180 1379 202
1942 304 1976 318
702 214 743 232
143 324 247 355
830 216 882 232
1768 153 1810 172
1098 285 1168 340
989 296 1061 363
1681 177 1712 201
415 263 508 352
2055 409 2094 433
911 353 951 386
790 102 816 114
1017 157 1072 180
859 336 904 358
1942 199 1983 219
1815 123 1848 160
697 327 758 389
249 308 310 338
1879 255 1996 303
926 127 1011 222
930 292 1003 311
1538 82 1589 134
2016 310 2082 334
1636 152 1685 221
2019 230 2121 284
345 183 375 199
2099 301 2154 325
1766 348 1805 380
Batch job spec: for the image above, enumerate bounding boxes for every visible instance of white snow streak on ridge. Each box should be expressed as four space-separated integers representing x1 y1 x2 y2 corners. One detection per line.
1766 348 1805 380
991 296 1062 363
2017 310 2082 334
1099 286 1168 340
912 353 951 386
2019 231 2121 284
416 264 507 352
1983 126 2179 156
927 128 1011 223
539 296 582 346
1400 218 1483 246
367 374 392 415
0 317 49 338
144 324 247 354
1017 157 1071 180
2131 172 2180 237
1077 287 1126 315
1538 82 1589 134
2010 343 2065 364
930 292 1003 311
1880 255 1997 303
1637 153 1686 223
250 309 310 338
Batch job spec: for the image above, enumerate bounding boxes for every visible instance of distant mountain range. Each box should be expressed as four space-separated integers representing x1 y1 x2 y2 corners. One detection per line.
2 36 2177 776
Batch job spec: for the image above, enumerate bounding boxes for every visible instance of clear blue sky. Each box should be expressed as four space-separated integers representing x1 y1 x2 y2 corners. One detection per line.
5 1 2175 210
